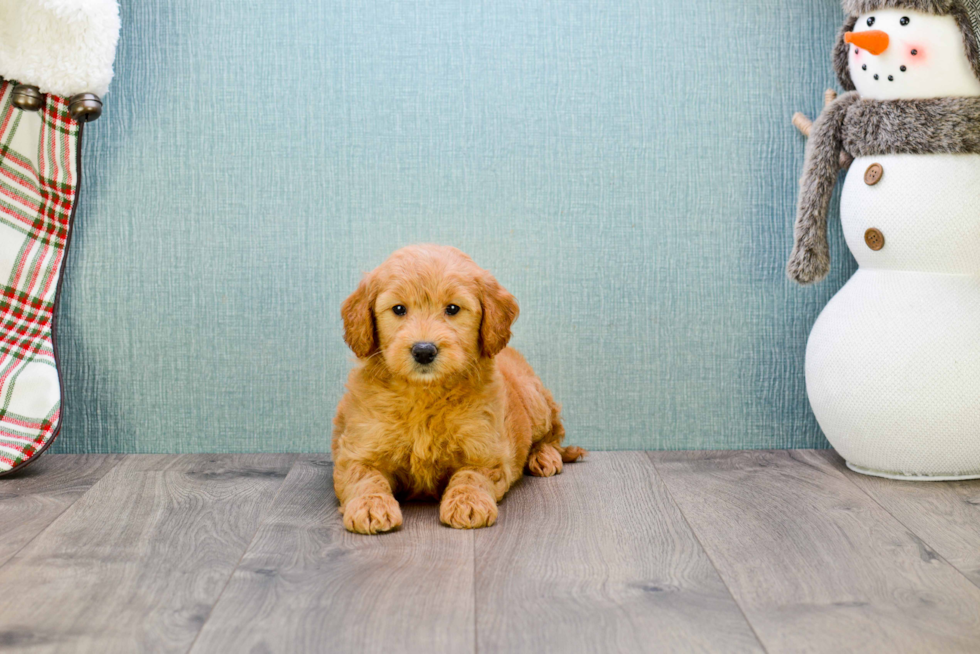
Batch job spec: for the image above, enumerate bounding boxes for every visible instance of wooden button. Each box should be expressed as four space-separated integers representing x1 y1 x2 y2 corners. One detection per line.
864 163 883 186
864 228 885 251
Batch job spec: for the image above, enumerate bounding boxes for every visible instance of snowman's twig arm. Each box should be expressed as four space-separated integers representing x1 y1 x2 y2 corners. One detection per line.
793 90 852 168
792 90 837 137
792 112 814 137
787 91 860 285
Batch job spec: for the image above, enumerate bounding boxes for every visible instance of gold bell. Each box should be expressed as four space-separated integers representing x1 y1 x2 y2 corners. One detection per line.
12 85 43 111
68 93 103 123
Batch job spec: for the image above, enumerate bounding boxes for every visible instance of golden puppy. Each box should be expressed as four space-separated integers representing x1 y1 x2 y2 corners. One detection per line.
333 245 584 534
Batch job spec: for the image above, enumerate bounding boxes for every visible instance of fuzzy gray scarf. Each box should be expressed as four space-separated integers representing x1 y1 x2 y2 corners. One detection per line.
787 94 980 284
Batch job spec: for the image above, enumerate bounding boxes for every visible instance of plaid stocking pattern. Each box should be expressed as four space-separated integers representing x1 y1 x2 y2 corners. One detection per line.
0 80 81 474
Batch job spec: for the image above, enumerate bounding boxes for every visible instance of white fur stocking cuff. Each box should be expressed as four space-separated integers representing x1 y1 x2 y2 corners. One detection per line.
0 0 120 98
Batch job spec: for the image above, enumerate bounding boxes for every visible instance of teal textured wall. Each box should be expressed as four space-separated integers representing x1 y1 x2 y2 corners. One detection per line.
54 0 856 454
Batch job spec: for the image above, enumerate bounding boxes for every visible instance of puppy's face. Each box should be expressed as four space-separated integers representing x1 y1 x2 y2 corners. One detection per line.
374 268 483 382
342 245 519 384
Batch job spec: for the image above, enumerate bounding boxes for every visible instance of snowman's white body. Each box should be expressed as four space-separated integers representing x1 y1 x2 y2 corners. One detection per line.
805 9 980 479
807 154 980 479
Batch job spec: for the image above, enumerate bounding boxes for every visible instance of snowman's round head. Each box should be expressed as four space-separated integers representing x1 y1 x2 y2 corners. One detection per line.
835 1 980 99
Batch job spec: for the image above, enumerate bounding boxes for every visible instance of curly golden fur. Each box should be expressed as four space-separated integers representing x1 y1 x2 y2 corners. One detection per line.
333 245 585 534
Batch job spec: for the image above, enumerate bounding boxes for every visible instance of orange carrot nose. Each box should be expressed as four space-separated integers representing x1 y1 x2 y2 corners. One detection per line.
844 30 890 55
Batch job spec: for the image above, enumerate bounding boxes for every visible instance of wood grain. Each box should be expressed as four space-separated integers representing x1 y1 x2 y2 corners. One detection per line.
8 452 980 652
820 449 980 589
474 452 763 653
651 450 980 653
0 454 122 568
0 454 295 654
190 457 475 654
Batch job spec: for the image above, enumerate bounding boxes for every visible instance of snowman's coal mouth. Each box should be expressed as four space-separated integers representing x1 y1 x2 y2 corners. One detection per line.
860 63 905 83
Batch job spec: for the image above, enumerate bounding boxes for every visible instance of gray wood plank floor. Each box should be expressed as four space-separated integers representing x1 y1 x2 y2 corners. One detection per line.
0 454 296 654
651 450 980 653
0 455 121 568
474 452 762 654
190 456 475 654
817 449 980 590
1 451 979 653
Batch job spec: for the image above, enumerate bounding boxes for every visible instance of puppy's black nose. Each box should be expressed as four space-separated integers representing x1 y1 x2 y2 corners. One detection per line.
411 342 438 365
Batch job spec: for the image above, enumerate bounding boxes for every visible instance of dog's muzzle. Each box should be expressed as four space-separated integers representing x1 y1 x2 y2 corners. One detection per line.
411 342 439 365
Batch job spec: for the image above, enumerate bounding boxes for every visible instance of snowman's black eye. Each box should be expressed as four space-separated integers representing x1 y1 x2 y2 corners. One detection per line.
867 16 876 26
900 16 910 26
392 304 407 316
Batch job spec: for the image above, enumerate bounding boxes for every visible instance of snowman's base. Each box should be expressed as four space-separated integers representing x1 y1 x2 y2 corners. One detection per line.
845 461 980 482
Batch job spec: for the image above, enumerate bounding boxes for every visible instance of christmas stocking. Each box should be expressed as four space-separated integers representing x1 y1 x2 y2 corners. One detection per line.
0 0 120 475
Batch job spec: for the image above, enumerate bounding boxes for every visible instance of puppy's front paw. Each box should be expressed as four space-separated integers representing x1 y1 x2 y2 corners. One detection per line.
343 494 403 534
440 485 498 529
526 443 563 477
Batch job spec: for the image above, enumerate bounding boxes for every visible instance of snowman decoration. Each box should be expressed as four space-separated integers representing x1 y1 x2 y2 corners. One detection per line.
789 0 980 479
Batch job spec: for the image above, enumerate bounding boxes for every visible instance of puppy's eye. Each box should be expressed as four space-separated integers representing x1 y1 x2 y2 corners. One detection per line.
392 305 407 316
445 304 461 316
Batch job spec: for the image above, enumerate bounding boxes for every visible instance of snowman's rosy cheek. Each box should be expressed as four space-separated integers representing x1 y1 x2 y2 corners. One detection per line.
904 45 926 65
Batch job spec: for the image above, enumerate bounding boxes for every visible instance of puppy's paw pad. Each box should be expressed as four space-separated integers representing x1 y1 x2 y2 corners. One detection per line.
527 444 563 477
440 486 498 529
343 494 403 534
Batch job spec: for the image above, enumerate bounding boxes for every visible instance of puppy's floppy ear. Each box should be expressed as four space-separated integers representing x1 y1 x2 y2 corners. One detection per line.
341 275 377 358
479 272 519 358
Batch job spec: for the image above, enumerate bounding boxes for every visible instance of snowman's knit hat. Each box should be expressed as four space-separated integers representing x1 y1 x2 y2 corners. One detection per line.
835 0 980 89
